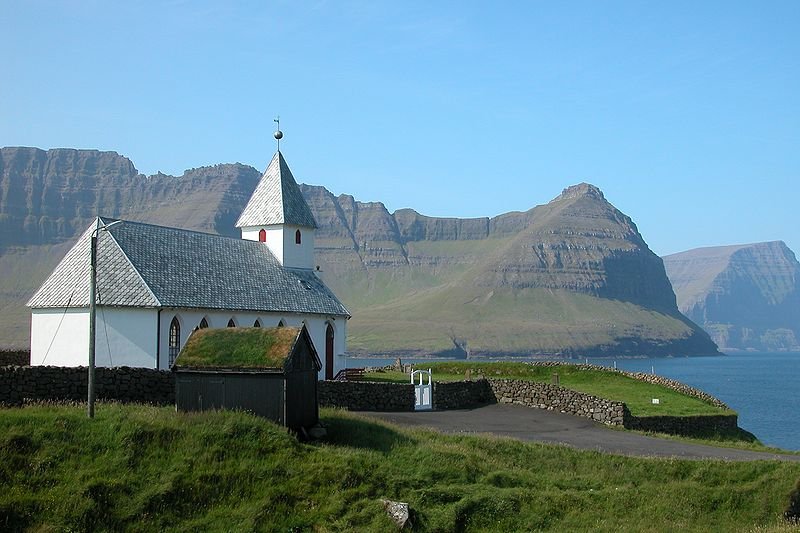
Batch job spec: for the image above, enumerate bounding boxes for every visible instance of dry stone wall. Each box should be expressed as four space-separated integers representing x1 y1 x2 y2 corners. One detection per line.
519 361 730 408
0 366 174 406
0 350 30 367
318 381 415 411
0 364 738 436
432 380 494 410
488 379 626 425
625 414 738 435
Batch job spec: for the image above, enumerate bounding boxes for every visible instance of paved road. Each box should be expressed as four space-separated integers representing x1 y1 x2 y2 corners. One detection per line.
360 404 800 462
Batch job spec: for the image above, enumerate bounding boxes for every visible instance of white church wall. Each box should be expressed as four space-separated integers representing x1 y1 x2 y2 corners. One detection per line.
31 309 89 366
241 225 284 264
158 308 348 377
240 224 314 269
281 224 315 270
95 308 158 367
31 307 157 368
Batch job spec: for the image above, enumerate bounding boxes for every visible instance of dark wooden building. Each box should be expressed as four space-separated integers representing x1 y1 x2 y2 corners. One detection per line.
173 325 321 429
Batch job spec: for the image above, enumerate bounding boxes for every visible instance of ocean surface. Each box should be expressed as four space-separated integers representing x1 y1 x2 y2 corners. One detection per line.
346 352 800 451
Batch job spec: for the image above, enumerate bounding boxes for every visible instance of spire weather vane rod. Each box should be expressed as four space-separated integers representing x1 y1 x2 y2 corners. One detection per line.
274 116 283 151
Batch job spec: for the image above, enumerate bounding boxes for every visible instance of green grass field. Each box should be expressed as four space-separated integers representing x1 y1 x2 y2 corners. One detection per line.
345 284 704 356
1 403 798 532
364 362 734 417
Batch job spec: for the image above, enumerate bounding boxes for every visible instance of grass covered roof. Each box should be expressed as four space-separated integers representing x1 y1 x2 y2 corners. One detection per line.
174 327 302 370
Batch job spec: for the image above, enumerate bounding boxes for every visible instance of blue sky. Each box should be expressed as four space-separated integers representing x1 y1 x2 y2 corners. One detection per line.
2 1 798 256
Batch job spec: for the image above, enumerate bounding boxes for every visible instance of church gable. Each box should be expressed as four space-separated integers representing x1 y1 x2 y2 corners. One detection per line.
27 218 159 308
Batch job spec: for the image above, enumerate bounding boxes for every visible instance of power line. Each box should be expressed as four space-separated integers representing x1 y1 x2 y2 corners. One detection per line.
41 289 75 365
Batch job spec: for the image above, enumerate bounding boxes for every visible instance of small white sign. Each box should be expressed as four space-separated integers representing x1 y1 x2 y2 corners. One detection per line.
651 398 660 405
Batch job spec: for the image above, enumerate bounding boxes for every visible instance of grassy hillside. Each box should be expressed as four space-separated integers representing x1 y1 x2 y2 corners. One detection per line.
348 285 705 357
1 403 799 531
312 184 718 357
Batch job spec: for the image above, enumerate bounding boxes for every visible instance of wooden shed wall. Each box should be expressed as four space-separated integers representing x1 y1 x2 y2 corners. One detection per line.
285 370 319 428
176 372 286 425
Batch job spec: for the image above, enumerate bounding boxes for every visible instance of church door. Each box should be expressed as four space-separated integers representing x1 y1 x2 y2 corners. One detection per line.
325 324 334 380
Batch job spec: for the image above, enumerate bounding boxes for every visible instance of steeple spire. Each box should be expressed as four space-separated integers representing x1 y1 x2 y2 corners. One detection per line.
273 116 283 152
235 141 318 269
235 151 317 229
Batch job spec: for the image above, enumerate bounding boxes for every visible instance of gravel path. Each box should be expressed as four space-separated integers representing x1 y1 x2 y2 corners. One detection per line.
360 403 800 461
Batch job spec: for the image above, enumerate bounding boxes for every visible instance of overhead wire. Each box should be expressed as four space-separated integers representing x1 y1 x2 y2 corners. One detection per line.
41 288 75 365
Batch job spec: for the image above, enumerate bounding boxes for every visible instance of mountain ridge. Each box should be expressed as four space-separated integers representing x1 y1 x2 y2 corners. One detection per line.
0 146 718 356
664 241 800 352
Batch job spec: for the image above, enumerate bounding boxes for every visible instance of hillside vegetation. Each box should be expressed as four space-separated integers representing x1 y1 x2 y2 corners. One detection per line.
307 182 718 357
1 147 717 357
1 403 799 532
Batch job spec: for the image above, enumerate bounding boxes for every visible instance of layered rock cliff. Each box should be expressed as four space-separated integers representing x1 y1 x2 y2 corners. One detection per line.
0 146 718 357
0 147 261 248
302 182 717 357
664 242 800 352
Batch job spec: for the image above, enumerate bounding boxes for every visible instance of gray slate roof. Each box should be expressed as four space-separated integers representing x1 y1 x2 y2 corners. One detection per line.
235 151 318 229
27 218 350 317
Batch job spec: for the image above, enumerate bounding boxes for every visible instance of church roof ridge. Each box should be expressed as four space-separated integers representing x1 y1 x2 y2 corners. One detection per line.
27 218 349 317
235 151 318 229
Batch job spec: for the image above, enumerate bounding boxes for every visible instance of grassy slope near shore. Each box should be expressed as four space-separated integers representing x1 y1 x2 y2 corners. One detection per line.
1 404 798 532
345 285 701 357
366 362 732 417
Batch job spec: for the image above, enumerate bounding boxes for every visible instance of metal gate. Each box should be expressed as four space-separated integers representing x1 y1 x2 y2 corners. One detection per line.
411 368 432 411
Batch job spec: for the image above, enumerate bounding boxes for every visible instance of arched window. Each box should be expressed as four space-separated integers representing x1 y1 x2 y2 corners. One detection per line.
253 319 261 328
258 229 266 242
295 229 302 245
199 317 209 329
227 318 236 328
168 317 180 367
325 323 335 380
277 319 285 328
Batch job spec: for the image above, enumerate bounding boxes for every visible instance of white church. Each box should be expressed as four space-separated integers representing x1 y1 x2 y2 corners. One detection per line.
27 149 351 380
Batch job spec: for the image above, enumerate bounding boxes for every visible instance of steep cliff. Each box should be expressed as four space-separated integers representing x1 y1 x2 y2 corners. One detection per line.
664 242 800 352
0 147 261 247
303 182 717 357
0 146 718 357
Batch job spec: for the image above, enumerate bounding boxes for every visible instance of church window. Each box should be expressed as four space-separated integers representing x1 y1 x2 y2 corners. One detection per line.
227 318 236 328
295 229 302 245
254 319 261 327
168 317 180 367
277 319 285 327
259 229 266 242
199 317 209 329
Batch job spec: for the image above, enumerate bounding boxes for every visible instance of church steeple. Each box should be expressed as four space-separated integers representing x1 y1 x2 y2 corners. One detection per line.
236 149 317 269
236 151 317 230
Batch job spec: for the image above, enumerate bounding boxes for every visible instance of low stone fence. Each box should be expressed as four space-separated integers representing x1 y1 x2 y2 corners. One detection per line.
488 379 626 425
0 350 30 367
433 380 494 410
318 379 495 412
0 365 174 406
318 381 415 411
624 414 738 435
0 364 737 436
516 361 729 409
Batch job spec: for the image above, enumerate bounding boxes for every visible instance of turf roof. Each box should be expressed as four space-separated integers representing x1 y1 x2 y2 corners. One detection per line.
174 327 301 370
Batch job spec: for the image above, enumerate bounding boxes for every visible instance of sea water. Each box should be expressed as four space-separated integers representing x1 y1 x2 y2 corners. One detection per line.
346 352 800 451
